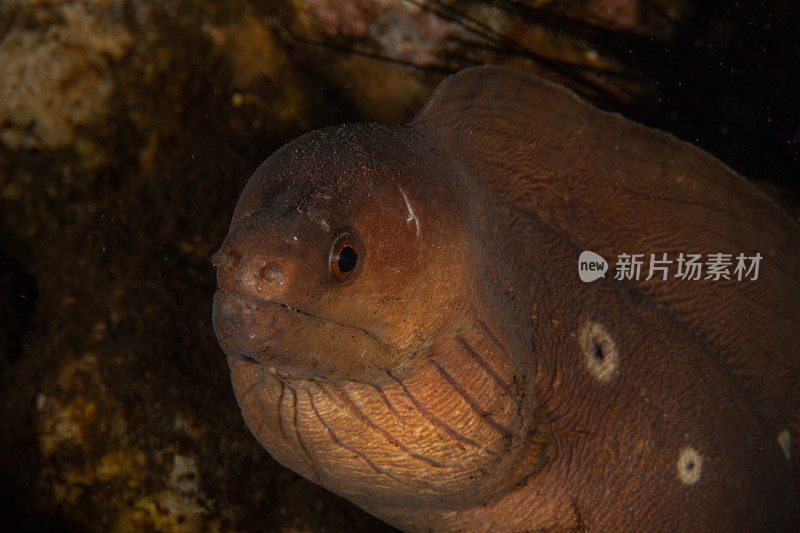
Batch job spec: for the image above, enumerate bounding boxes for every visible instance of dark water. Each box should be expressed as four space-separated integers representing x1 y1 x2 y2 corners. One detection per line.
0 1 797 531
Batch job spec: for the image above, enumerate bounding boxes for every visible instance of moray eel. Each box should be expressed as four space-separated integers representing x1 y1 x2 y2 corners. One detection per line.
212 66 800 531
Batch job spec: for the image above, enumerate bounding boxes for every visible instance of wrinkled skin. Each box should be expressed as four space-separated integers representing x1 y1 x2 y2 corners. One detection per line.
213 67 800 531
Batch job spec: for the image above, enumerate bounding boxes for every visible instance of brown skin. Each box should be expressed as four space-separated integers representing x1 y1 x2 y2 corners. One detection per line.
213 67 800 531
413 66 800 464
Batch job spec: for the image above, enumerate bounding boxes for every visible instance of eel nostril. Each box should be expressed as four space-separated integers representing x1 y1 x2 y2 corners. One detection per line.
211 248 240 272
211 251 229 270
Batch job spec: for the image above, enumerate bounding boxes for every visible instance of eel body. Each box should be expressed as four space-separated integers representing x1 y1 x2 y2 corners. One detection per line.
212 66 800 531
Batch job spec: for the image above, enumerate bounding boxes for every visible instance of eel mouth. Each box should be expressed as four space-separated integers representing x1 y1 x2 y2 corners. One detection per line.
212 287 401 381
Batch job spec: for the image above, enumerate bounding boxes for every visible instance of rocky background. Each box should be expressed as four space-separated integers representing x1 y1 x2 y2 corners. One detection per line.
0 1 797 531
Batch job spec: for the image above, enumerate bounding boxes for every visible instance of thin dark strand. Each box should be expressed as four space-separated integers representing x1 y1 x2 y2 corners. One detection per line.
384 370 499 455
285 383 323 483
284 29 457 74
367 381 403 420
335 375 411 423
307 386 447 493
414 0 622 92
405 1 532 63
491 0 672 58
430 359 513 437
307 387 385 475
277 381 290 442
424 0 640 80
456 335 516 400
474 314 516 368
237 371 272 403
408 0 507 48
320 382 446 468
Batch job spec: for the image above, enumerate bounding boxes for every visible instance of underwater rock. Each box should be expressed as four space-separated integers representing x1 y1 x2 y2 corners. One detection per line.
0 1 132 150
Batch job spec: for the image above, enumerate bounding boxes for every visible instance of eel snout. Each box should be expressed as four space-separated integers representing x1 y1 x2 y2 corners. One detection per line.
211 207 321 304
211 206 326 375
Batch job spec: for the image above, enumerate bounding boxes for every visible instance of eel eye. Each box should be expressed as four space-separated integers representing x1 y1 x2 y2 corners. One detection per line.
330 234 360 281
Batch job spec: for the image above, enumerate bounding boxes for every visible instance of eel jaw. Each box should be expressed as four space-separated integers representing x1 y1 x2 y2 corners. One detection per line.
212 287 406 383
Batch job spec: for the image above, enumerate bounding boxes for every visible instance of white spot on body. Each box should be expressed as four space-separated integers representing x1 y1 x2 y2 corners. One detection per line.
397 184 420 236
778 429 791 461
677 446 703 485
267 266 284 284
578 321 618 382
